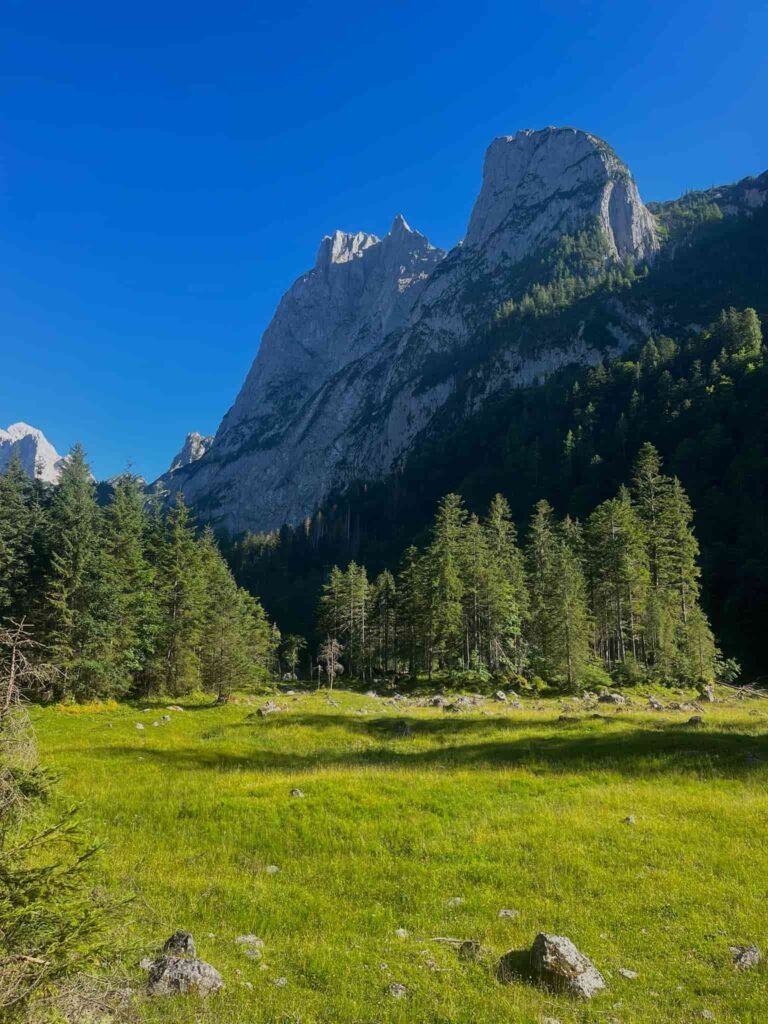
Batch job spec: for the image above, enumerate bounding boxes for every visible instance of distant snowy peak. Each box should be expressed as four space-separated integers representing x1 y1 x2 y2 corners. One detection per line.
0 422 68 483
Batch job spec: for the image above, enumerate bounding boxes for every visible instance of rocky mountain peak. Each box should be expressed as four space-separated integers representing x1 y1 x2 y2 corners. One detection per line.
0 422 67 483
315 229 379 268
168 432 214 474
465 126 658 264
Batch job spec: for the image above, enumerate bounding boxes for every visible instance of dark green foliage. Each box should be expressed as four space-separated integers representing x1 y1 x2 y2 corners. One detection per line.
227 304 765 674
0 451 275 703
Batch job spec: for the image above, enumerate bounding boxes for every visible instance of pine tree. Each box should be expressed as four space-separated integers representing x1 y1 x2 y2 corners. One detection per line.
396 546 426 678
101 476 159 693
424 494 467 673
45 445 111 699
369 570 397 675
0 454 33 620
152 495 206 695
551 517 592 690
483 494 527 673
525 499 559 675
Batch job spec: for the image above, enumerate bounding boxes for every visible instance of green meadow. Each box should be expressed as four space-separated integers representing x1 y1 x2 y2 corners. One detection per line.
31 690 768 1024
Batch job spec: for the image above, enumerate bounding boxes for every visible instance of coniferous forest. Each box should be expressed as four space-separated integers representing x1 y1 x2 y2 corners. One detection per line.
0 447 275 702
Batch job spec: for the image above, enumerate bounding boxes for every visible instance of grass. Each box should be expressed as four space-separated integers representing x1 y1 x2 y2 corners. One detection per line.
30 688 768 1024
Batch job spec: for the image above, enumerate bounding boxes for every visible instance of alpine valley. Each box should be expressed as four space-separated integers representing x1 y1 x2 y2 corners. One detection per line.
155 126 768 668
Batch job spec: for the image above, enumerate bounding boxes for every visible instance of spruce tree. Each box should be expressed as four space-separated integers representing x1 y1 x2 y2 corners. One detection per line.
483 494 527 674
425 494 466 673
0 454 33 620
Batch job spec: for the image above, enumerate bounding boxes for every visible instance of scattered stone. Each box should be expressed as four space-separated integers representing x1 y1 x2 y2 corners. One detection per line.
234 935 263 947
289 788 305 798
135 723 145 730
387 982 407 999
161 714 171 721
542 1018 562 1024
494 690 507 702
458 939 482 962
166 705 184 712
274 976 287 988
699 684 716 703
687 715 704 727
139 957 153 970
618 967 638 979
510 700 523 709
146 957 223 997
392 720 412 737
498 908 520 920
528 932 606 999
699 1011 715 1021
558 715 578 723
431 695 450 707
446 897 464 908
244 947 262 960
730 944 761 970
153 721 160 727
242 980 253 989
206 932 216 939
624 815 636 825
163 931 197 958
598 692 626 706
365 690 378 697
264 864 280 875
256 701 281 717
395 927 409 938
648 696 664 710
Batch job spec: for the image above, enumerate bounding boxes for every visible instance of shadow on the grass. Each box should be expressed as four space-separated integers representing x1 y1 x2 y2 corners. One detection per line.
99 712 768 778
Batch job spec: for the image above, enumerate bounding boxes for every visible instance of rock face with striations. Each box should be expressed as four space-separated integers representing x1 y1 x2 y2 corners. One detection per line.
164 128 659 534
0 423 68 483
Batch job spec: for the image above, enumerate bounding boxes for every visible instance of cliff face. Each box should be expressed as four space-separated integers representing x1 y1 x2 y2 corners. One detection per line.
164 128 660 534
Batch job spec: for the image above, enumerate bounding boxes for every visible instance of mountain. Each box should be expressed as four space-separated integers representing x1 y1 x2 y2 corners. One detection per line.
164 127 660 533
0 422 67 483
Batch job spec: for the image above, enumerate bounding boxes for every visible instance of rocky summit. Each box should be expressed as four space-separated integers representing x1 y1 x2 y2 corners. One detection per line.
161 128 660 534
0 422 67 483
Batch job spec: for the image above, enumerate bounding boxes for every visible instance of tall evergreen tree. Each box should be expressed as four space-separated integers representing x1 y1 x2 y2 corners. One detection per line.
0 454 33 620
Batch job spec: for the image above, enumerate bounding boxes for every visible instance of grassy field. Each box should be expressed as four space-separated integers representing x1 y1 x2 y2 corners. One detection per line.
30 688 768 1024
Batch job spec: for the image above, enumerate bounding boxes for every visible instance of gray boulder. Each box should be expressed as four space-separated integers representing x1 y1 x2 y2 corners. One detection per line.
730 944 761 970
147 956 223 997
529 932 606 999
162 931 196 957
598 692 626 706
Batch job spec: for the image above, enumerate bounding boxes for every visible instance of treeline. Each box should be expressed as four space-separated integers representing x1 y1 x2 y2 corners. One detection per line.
0 447 276 701
315 445 724 691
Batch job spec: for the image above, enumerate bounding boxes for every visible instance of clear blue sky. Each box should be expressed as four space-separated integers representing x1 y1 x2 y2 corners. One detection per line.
2 0 766 480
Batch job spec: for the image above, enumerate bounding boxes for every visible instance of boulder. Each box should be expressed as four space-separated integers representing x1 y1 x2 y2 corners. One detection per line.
598 692 626 706
162 931 196 957
699 684 716 703
730 944 761 970
387 982 407 998
458 939 483 962
147 956 223 997
687 715 704 727
289 788 305 798
256 701 281 717
493 690 507 702
528 932 606 999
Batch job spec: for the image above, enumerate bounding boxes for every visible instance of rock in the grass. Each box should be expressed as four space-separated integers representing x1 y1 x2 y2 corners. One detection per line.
699 1011 715 1021
730 944 761 970
699 684 716 702
458 939 482 961
387 982 407 998
687 715 704 726
146 956 223 997
161 714 171 721
498 908 520 920
447 896 465 908
648 696 664 710
135 723 145 730
162 931 197 957
139 957 154 970
257 701 281 717
542 1018 562 1024
274 976 287 987
558 715 578 723
624 815 636 825
618 966 638 979
289 787 305 798
431 695 450 707
264 864 280 875
528 933 606 999
510 700 523 709
494 690 507 702
365 690 378 698
393 720 412 737
245 947 262 960
153 721 160 727
234 935 264 947
395 927 409 938
598 692 626 706
166 704 184 712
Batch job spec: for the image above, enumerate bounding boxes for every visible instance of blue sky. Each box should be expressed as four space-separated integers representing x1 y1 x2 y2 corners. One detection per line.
2 0 766 480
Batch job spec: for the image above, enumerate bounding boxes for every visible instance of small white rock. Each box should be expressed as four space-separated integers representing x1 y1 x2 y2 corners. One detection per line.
618 967 638 979
395 928 409 939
